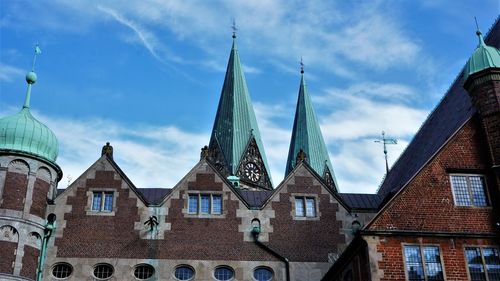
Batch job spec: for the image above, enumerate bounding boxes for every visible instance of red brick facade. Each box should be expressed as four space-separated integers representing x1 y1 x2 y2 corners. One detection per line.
21 245 40 280
0 172 28 211
30 178 50 218
0 241 16 274
369 117 498 233
268 172 346 262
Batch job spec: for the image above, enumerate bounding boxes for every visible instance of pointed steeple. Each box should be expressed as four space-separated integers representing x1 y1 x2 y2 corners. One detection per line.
285 65 338 191
208 32 272 190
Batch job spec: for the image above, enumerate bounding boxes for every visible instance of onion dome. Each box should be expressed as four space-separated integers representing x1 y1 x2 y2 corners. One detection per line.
463 28 500 82
0 55 59 163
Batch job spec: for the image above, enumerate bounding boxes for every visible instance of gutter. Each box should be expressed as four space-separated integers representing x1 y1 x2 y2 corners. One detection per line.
251 228 290 281
37 214 56 281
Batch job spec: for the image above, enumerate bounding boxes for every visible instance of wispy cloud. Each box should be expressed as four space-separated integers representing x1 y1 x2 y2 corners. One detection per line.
0 63 24 82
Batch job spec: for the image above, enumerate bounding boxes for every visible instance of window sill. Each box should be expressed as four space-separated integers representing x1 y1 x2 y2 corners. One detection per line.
86 210 116 216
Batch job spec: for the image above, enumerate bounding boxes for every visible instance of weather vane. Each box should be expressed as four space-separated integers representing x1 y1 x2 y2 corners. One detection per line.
300 57 304 73
31 43 42 71
231 18 238 38
374 131 397 174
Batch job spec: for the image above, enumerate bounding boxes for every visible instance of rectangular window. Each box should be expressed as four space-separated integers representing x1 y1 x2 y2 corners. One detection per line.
403 245 444 281
465 246 500 281
187 194 222 215
451 175 488 207
91 191 113 212
295 197 316 217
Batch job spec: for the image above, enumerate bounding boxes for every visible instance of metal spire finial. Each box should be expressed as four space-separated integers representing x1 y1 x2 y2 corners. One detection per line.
300 57 304 74
374 131 397 174
31 43 42 72
231 18 238 38
474 17 485 46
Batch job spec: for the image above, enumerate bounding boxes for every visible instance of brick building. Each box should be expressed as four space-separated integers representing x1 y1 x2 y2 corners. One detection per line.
0 18 499 281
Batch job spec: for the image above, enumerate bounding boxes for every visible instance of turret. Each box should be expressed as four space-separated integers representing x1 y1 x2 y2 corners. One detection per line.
0 46 62 280
463 25 500 175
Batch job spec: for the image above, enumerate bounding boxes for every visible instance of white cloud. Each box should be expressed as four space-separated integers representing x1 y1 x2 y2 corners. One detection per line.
0 63 24 82
33 113 208 189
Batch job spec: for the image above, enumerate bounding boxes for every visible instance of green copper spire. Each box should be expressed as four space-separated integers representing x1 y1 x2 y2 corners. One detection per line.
463 21 500 82
0 45 59 163
208 33 272 189
285 64 338 191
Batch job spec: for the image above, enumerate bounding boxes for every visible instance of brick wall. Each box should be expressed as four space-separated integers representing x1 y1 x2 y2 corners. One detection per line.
55 162 276 261
21 245 40 280
373 236 497 281
30 178 50 218
369 118 499 233
0 241 16 274
267 168 346 262
0 172 28 211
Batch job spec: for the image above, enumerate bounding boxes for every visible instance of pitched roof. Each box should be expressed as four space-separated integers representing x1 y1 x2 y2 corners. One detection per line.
137 188 172 205
236 189 275 208
208 36 271 179
285 72 338 190
340 193 382 210
377 18 500 201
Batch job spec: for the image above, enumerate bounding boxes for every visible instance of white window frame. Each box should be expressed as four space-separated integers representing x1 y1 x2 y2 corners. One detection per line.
450 174 489 207
86 188 117 216
292 194 319 220
186 193 223 217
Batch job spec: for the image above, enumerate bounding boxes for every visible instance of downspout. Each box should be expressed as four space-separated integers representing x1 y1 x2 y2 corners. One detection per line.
37 214 56 281
251 225 290 281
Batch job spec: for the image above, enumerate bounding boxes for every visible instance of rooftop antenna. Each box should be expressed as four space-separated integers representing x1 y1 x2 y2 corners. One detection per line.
374 131 397 174
231 18 238 38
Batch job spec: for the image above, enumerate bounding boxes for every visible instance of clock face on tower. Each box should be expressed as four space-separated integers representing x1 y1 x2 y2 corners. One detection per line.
243 162 261 182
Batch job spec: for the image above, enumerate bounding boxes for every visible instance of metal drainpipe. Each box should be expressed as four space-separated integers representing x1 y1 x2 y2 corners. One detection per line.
37 217 56 281
251 230 291 281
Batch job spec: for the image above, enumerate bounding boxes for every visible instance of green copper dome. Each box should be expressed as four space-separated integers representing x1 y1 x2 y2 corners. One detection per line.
0 108 59 163
0 70 59 163
463 30 500 82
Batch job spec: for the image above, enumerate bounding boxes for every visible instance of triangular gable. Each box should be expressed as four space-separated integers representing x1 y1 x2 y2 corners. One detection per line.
262 161 349 211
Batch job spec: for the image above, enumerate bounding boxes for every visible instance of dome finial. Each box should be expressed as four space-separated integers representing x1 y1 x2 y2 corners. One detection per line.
474 17 486 46
300 57 304 74
231 18 237 39
23 44 42 109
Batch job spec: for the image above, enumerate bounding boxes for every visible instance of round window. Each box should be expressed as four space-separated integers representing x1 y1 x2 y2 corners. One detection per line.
174 265 194 280
253 267 273 281
93 263 114 280
134 264 155 280
52 263 73 279
214 266 234 280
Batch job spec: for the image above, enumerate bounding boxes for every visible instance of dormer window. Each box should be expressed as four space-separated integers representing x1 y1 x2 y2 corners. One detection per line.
188 194 222 215
450 174 489 207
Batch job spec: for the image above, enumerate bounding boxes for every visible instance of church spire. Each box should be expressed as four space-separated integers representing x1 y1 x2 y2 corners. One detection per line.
285 63 338 191
208 30 272 190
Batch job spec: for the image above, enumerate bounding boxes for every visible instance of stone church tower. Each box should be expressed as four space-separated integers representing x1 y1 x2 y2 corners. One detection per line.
0 51 62 280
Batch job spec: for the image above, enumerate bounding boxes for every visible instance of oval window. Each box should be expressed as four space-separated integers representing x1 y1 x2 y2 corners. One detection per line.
253 267 273 281
174 265 194 280
93 263 114 280
52 263 73 279
134 264 155 280
214 266 234 280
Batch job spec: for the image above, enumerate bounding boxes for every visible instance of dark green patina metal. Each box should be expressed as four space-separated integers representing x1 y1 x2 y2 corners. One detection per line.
208 35 271 180
285 69 337 189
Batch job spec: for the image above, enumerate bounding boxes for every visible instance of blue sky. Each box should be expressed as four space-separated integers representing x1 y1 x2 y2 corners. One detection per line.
1 1 499 192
